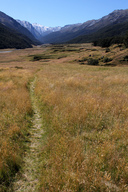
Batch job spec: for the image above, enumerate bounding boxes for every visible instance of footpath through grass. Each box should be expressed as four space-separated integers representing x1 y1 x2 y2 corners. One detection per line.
0 44 128 191
12 77 44 192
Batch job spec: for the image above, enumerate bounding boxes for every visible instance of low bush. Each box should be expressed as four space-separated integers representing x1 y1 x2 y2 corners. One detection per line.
87 58 99 65
29 54 55 61
123 55 128 61
105 48 110 52
103 57 113 63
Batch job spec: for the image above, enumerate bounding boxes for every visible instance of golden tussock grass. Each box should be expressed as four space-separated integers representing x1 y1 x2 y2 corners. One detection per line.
35 60 128 191
0 44 128 191
0 68 33 189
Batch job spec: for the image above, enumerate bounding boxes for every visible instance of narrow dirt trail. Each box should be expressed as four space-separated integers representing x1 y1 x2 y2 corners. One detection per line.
12 77 43 192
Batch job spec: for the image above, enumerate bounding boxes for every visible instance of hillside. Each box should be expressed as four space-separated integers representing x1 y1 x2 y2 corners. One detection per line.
41 9 128 44
69 20 128 45
0 23 34 49
17 20 61 41
17 20 42 41
0 11 40 46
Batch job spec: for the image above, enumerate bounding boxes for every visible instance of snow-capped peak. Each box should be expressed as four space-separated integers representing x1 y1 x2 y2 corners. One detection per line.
17 19 62 40
32 23 61 34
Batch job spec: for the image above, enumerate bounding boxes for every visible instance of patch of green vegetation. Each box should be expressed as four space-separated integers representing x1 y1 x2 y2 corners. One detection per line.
57 55 67 59
87 58 99 66
15 66 24 69
78 57 88 64
51 45 82 53
105 48 110 52
29 54 55 61
123 55 128 61
103 57 113 63
120 55 128 63
78 57 101 66
29 52 68 61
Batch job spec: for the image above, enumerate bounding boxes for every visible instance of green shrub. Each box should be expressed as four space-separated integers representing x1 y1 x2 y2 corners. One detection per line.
87 58 99 65
78 57 87 63
29 54 53 61
123 55 128 61
103 57 113 63
105 48 110 53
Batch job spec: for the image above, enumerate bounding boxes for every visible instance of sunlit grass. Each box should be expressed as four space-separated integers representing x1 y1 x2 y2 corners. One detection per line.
0 68 33 190
0 44 128 191
35 63 128 191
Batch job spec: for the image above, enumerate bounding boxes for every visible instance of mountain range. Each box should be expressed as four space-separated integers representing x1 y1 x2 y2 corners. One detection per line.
40 9 128 44
0 9 128 49
16 20 61 41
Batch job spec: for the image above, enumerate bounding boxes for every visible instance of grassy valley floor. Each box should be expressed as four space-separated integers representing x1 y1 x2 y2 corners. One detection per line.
0 43 128 192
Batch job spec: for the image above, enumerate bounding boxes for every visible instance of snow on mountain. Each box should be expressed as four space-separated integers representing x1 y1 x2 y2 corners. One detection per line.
17 20 42 40
32 23 61 36
17 20 61 40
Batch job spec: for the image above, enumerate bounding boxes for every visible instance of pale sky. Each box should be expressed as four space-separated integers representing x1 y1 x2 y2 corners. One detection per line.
1 0 128 27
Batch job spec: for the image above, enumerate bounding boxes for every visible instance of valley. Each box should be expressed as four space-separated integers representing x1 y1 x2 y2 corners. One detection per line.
0 43 128 191
0 9 128 48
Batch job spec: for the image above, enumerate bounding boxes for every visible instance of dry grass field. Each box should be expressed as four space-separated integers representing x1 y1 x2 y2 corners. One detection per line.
0 68 33 191
0 43 128 191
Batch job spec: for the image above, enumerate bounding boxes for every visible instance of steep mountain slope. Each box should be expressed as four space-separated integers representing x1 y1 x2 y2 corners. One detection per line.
0 22 33 49
17 20 61 41
41 9 128 44
17 20 42 40
69 20 128 44
0 11 40 45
